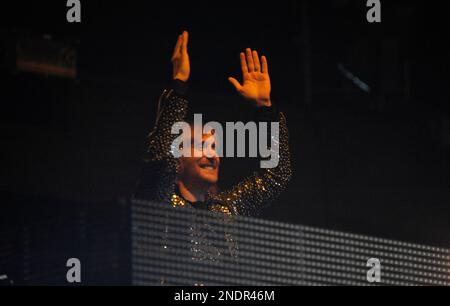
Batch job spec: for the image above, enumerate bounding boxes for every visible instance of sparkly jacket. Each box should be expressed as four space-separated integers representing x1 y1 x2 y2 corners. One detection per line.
134 81 292 216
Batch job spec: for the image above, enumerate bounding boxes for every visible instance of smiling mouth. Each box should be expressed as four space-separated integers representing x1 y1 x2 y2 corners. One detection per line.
199 163 217 170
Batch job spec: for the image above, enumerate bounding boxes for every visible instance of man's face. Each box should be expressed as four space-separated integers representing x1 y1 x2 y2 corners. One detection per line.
178 131 220 187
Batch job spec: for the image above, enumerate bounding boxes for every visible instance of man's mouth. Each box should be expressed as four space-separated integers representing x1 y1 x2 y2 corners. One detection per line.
199 162 217 170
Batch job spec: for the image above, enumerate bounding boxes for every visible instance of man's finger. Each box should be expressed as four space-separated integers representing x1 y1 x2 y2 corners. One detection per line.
181 31 189 54
172 35 182 59
261 55 269 74
240 52 248 75
253 50 261 72
228 77 242 91
246 48 255 72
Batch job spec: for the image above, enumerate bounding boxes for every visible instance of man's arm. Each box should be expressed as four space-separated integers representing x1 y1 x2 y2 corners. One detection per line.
208 49 293 216
133 32 190 200
146 31 190 161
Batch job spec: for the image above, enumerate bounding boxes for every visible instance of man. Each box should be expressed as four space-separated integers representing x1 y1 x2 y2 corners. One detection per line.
134 31 292 217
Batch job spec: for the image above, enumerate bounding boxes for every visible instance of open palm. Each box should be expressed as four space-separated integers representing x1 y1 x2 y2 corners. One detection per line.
229 48 271 107
171 31 190 82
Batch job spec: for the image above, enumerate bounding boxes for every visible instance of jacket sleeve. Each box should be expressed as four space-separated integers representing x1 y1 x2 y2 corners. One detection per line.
133 81 189 201
207 106 293 217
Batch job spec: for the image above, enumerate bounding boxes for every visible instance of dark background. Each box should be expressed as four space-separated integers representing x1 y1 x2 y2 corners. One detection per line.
1 1 449 247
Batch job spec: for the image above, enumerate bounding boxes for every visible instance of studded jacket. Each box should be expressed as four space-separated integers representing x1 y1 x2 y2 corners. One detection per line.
133 81 293 217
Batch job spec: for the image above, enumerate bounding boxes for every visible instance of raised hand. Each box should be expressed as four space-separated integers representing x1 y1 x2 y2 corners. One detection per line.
228 48 271 107
171 31 190 82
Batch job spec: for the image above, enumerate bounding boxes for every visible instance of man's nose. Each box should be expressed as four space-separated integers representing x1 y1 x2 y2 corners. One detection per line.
203 145 218 158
